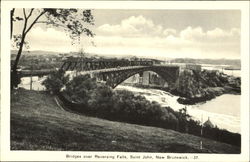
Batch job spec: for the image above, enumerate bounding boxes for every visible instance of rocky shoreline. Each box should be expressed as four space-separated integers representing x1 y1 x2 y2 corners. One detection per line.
125 69 241 105
176 86 240 105
172 69 241 105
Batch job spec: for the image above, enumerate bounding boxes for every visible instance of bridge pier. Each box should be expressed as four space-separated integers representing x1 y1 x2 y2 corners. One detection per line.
61 59 180 89
92 66 179 88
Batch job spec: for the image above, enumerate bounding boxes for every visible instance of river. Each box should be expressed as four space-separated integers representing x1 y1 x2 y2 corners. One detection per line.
18 66 241 133
116 65 241 133
115 85 240 134
201 64 241 77
19 76 47 91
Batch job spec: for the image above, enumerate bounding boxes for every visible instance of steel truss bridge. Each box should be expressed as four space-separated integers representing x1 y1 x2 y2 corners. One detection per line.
19 59 200 88
63 59 180 88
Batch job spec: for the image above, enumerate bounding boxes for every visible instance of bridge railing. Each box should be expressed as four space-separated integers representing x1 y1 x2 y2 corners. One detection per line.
60 60 154 71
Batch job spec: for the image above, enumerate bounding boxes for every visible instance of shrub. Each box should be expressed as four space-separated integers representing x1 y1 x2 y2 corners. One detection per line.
88 83 115 117
42 69 69 94
65 74 96 103
60 75 241 147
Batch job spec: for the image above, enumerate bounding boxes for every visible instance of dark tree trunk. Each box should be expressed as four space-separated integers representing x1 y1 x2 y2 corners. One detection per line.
11 32 26 89
10 8 15 38
11 9 44 89
13 34 26 71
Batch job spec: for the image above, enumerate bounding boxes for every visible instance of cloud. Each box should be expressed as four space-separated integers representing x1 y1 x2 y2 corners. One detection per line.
180 26 205 41
96 16 239 48
91 24 240 59
97 15 163 37
180 26 240 43
26 27 90 52
22 17 240 59
163 29 177 36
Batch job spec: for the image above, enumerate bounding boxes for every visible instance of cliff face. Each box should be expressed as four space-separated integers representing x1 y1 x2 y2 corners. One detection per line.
171 69 241 104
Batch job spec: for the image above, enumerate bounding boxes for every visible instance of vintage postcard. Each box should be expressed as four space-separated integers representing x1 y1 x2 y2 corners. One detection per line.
1 1 249 161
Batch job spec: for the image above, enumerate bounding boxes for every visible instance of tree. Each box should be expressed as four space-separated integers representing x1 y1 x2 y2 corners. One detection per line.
88 83 114 117
178 106 191 132
65 74 97 103
11 8 95 88
10 8 16 38
42 69 69 94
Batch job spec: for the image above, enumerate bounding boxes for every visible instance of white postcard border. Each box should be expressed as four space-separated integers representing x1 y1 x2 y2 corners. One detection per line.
1 1 249 161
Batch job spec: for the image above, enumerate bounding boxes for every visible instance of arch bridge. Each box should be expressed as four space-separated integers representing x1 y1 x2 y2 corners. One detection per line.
62 59 182 88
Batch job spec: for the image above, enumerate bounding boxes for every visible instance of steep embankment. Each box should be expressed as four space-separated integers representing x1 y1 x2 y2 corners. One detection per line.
10 89 240 153
171 69 241 104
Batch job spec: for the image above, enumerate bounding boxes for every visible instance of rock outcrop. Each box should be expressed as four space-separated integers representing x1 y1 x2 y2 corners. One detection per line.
171 69 241 105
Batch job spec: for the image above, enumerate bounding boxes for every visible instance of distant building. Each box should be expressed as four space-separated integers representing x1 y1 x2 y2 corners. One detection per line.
203 117 214 128
185 64 202 71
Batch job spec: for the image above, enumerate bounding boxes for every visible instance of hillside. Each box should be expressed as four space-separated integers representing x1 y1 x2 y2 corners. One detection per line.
10 89 240 153
11 50 240 67
11 50 60 56
171 58 240 67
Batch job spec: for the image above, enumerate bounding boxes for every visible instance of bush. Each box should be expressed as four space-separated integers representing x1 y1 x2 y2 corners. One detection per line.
60 75 241 147
88 83 115 117
42 69 69 94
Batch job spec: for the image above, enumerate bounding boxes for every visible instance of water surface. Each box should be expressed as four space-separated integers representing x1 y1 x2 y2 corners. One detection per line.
116 85 240 133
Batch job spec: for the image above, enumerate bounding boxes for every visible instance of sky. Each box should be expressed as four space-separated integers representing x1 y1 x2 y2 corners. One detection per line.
12 9 241 59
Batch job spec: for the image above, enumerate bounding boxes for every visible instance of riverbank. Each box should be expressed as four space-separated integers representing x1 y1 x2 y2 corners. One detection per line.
10 88 240 153
122 83 240 105
177 86 240 105
116 85 240 133
128 69 241 105
173 69 241 105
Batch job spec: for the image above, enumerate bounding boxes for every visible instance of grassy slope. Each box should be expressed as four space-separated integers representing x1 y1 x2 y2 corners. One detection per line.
10 89 240 153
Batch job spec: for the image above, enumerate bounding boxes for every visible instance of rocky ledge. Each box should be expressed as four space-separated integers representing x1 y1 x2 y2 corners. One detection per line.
171 69 241 105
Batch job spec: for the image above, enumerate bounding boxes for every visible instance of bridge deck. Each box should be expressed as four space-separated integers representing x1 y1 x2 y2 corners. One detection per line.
19 64 181 77
65 65 180 75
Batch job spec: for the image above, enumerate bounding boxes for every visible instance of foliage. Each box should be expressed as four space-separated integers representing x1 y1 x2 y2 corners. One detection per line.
43 9 94 41
63 76 180 129
59 76 241 147
88 83 115 117
11 89 240 153
11 8 95 89
42 70 69 94
172 69 240 104
11 8 95 50
65 74 97 103
12 34 30 50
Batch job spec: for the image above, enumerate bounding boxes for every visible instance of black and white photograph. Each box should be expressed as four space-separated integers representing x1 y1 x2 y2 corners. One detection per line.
1 1 249 162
